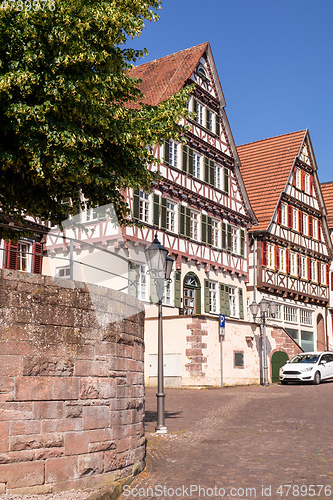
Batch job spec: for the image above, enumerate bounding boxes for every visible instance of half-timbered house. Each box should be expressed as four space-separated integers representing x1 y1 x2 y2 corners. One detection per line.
320 181 333 349
237 130 333 354
45 42 262 386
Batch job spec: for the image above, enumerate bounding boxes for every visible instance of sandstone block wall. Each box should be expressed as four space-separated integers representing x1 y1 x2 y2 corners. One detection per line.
0 269 145 495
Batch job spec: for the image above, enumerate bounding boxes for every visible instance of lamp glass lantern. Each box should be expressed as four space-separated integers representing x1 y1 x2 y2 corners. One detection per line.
259 298 269 314
144 234 168 277
249 300 260 318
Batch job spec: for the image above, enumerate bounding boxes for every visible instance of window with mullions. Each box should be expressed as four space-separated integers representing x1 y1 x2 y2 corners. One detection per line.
190 211 199 240
193 153 202 179
169 141 179 168
208 281 217 313
284 306 297 323
229 286 238 318
82 206 98 223
129 263 148 301
139 190 149 223
166 201 176 233
211 219 219 247
193 100 204 126
300 309 312 326
16 243 29 272
183 273 201 315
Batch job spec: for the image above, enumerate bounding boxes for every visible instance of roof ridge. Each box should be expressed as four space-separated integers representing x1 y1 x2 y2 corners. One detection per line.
320 181 333 186
132 42 209 69
237 129 306 149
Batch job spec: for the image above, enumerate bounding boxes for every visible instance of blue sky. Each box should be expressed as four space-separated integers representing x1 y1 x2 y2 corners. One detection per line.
128 0 333 183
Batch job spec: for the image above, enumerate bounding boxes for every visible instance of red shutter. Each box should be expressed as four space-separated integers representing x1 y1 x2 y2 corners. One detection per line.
298 210 303 234
262 241 267 267
307 257 312 281
308 215 313 238
286 249 290 274
301 169 305 191
277 203 282 224
292 168 297 186
32 242 43 274
326 265 329 287
3 241 18 270
331 272 333 291
275 246 280 270
287 205 293 228
297 254 301 277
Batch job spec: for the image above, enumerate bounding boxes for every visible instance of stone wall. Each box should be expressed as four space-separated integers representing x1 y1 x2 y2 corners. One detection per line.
0 269 145 495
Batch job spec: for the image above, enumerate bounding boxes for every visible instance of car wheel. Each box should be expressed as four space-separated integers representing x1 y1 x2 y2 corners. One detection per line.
281 381 288 385
313 371 321 385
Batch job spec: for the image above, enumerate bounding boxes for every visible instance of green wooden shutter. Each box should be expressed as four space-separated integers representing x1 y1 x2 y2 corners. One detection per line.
204 156 209 183
201 214 207 244
174 270 182 308
206 109 211 130
188 147 194 176
193 99 198 122
179 205 185 236
164 139 170 165
240 229 245 257
224 167 229 194
239 288 244 319
207 216 212 246
182 145 188 173
204 279 210 313
220 283 230 317
196 286 201 314
227 224 232 253
209 159 215 187
153 194 160 227
133 189 140 221
216 114 221 137
128 264 137 297
161 197 167 230
185 207 191 238
221 222 227 250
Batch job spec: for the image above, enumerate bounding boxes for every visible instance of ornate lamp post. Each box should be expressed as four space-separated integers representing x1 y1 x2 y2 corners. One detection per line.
145 234 174 433
250 299 278 386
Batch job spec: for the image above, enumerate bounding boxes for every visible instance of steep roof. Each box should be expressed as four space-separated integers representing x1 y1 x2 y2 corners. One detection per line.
321 181 333 229
130 42 209 105
237 130 307 232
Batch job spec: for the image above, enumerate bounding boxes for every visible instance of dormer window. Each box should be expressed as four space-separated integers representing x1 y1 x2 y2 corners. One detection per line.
197 65 209 81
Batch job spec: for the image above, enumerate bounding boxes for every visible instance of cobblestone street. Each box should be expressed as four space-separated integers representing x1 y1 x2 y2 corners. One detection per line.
119 383 333 500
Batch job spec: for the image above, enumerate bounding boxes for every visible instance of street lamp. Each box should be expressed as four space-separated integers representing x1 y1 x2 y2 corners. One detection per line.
250 299 278 386
144 234 174 434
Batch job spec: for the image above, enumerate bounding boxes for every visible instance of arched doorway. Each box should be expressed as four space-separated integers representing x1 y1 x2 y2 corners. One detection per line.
317 314 326 351
183 273 201 315
271 351 288 383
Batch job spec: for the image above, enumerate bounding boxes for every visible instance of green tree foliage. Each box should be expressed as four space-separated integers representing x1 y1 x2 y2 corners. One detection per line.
0 0 191 237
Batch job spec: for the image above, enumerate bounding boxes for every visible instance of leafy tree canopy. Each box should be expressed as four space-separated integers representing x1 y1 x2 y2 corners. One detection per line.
0 0 191 238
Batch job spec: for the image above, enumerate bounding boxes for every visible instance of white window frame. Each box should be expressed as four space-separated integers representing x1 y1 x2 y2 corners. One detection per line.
300 309 312 326
169 140 179 168
209 281 218 314
281 203 287 226
214 163 223 191
312 218 318 240
279 248 286 273
229 286 238 318
196 102 204 126
57 266 71 278
16 242 31 272
211 219 219 248
136 264 148 302
193 152 202 179
207 109 215 133
296 167 301 189
162 280 173 306
231 226 239 254
139 190 150 223
292 208 298 231
321 262 326 285
284 306 298 323
267 243 274 269
290 251 297 276
304 173 310 194
300 255 307 279
303 213 308 236
166 200 176 233
311 259 317 282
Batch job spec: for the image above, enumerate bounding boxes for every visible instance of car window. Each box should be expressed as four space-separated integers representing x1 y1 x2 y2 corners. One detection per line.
290 354 319 363
327 354 333 363
320 354 329 363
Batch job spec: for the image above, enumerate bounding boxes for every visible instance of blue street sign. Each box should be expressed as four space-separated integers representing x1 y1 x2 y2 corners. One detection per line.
219 314 225 328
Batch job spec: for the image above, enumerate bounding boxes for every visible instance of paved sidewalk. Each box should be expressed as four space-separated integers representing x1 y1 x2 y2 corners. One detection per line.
119 383 333 500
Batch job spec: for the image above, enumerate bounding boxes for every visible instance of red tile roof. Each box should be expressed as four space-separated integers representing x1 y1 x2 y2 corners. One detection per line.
237 130 306 232
321 181 333 229
129 42 209 105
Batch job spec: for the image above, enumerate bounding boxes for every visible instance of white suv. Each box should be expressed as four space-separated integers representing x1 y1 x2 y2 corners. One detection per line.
279 352 333 385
